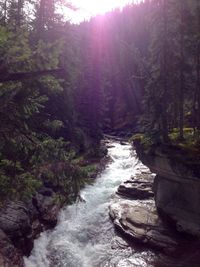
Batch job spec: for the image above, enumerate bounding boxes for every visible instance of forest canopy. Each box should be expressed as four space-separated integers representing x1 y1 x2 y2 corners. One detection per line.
0 0 200 202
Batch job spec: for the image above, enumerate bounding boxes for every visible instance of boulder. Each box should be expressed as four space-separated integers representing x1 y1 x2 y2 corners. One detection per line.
117 169 154 200
99 141 108 157
109 200 178 253
0 201 31 239
0 229 23 267
120 141 127 146
117 179 154 200
0 188 61 259
33 191 60 227
115 254 153 267
111 236 129 249
0 201 40 256
154 174 200 236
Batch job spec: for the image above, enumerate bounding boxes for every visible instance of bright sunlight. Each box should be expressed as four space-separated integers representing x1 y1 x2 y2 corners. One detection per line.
68 0 142 23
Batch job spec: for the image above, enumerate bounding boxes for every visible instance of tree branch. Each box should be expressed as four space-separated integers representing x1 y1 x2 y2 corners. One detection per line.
0 68 65 83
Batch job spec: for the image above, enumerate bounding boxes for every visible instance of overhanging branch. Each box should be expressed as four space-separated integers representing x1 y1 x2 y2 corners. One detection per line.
0 68 65 83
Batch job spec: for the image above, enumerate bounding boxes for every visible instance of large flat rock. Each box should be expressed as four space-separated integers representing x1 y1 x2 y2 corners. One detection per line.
117 179 154 199
117 170 154 200
109 200 178 253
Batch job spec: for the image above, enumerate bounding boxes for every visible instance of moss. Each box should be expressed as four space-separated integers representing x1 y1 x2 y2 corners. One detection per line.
132 128 200 154
130 133 155 152
132 129 200 174
130 133 144 142
168 128 200 158
81 164 97 175
169 128 194 142
71 156 84 165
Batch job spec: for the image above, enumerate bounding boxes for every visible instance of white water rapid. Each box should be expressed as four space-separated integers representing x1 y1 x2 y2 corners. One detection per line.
24 141 154 267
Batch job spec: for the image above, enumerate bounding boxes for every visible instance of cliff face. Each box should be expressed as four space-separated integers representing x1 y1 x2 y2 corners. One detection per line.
134 141 200 237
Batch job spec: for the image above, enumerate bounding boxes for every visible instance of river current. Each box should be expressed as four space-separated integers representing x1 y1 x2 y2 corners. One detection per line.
24 141 160 267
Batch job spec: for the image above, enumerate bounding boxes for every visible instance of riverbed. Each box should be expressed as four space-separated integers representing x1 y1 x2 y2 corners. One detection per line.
24 141 200 267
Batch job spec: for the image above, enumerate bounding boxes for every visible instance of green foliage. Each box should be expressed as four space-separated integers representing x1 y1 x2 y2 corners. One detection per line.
138 0 200 143
31 137 87 202
132 128 200 154
169 128 200 150
0 8 88 203
81 164 97 175
3 0 200 205
130 133 154 150
0 157 42 201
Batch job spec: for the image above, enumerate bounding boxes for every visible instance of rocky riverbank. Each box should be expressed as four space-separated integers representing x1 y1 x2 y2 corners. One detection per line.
0 142 109 267
133 140 200 237
0 191 61 267
109 153 200 258
109 163 182 253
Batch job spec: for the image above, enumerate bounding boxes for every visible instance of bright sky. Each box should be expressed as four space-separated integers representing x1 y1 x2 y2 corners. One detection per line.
66 0 142 23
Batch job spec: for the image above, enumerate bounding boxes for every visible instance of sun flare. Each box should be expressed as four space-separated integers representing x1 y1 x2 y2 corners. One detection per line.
74 0 132 14
69 0 141 23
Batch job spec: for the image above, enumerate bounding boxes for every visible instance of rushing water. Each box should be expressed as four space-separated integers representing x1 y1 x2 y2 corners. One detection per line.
24 140 200 267
24 141 155 267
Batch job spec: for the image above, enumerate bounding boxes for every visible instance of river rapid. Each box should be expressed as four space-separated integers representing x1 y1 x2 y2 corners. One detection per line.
23 141 170 267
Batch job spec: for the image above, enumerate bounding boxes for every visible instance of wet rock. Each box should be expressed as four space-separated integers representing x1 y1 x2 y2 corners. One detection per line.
111 236 129 249
116 254 153 267
33 191 60 227
0 229 23 267
0 201 31 239
120 141 127 146
0 188 62 260
134 141 200 237
99 142 108 157
117 179 154 199
30 219 44 239
42 204 60 226
38 187 54 197
117 170 154 200
153 175 200 237
109 201 178 253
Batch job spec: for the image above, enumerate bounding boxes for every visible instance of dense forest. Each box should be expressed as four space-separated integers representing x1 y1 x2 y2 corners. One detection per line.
1 0 200 203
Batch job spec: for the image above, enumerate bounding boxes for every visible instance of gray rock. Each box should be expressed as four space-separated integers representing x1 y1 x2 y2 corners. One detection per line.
109 201 178 252
111 236 129 249
135 143 200 237
116 254 153 267
0 229 23 267
117 179 154 199
0 201 31 239
0 188 61 260
154 174 200 236
117 170 154 200
99 144 108 157
33 191 60 227
120 141 127 146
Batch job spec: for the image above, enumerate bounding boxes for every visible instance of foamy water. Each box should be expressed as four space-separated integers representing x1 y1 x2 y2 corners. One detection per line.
24 141 154 267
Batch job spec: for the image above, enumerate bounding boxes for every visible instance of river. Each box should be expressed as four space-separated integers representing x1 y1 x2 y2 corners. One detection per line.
24 141 160 267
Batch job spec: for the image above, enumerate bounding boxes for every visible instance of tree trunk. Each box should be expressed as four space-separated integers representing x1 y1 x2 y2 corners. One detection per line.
161 0 169 142
196 1 200 131
37 0 46 36
17 0 23 27
3 0 7 25
179 0 185 140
